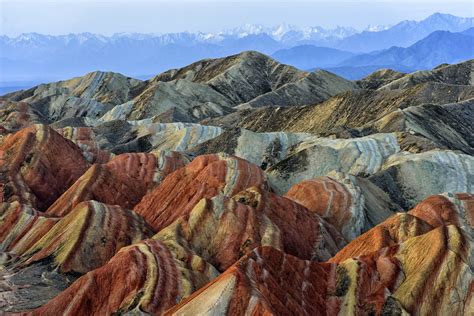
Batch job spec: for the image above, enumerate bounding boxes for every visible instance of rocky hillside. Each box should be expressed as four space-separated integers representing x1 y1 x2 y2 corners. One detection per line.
204 59 474 154
0 52 472 315
3 51 357 124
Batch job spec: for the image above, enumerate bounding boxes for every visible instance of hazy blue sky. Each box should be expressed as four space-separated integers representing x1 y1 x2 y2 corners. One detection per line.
1 0 473 36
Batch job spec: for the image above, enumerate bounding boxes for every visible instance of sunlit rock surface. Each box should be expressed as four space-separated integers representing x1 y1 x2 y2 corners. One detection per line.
134 153 270 231
0 56 472 315
46 151 189 216
0 124 89 210
168 202 473 316
285 171 399 240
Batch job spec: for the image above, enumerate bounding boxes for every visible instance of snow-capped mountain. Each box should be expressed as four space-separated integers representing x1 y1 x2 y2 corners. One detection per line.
337 13 474 52
1 13 472 83
221 23 357 43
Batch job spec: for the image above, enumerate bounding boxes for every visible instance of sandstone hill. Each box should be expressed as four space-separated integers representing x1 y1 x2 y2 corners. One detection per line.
0 53 472 315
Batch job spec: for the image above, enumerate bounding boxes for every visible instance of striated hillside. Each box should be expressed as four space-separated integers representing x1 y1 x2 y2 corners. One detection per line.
0 52 473 315
3 51 356 124
203 59 474 154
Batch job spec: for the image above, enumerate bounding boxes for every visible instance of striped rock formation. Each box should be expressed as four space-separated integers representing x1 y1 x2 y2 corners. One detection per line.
0 202 58 254
370 99 474 155
369 150 474 209
166 245 404 315
22 200 153 274
340 225 472 315
284 171 400 241
0 124 89 210
55 126 112 163
134 153 269 232
55 121 223 155
46 151 190 216
99 79 235 123
165 246 338 315
29 239 219 315
155 188 344 272
167 222 473 315
267 133 401 194
331 193 474 262
8 71 144 109
232 187 345 261
0 100 47 133
330 212 434 262
190 127 310 168
408 193 473 236
141 123 223 152
11 185 342 313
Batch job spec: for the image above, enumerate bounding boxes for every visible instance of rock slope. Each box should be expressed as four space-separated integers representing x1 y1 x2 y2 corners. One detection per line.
0 124 89 210
0 54 472 315
5 51 357 124
168 195 473 315
134 153 269 231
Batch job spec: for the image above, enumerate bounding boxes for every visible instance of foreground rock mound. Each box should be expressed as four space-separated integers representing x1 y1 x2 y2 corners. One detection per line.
29 239 218 315
285 172 399 240
46 151 189 216
134 153 269 231
168 196 473 315
0 124 89 210
0 56 472 315
155 187 344 273
21 200 153 274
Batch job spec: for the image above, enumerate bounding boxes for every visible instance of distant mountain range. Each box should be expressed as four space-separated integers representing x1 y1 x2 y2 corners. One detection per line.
338 28 474 71
271 46 354 69
0 13 473 83
336 12 474 52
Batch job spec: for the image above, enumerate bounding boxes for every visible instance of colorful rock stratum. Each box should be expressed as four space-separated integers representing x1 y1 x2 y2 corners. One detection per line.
0 53 473 315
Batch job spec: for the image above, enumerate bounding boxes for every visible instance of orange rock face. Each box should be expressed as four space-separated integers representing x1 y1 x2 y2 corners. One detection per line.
167 223 472 315
284 173 398 241
285 177 354 233
165 246 395 315
55 126 112 163
329 212 433 263
29 239 218 316
329 194 473 263
156 187 345 272
0 202 58 254
46 151 189 216
0 124 89 210
408 193 473 231
165 193 474 316
0 125 471 315
233 187 345 261
23 200 154 274
3 186 472 315
134 153 269 231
